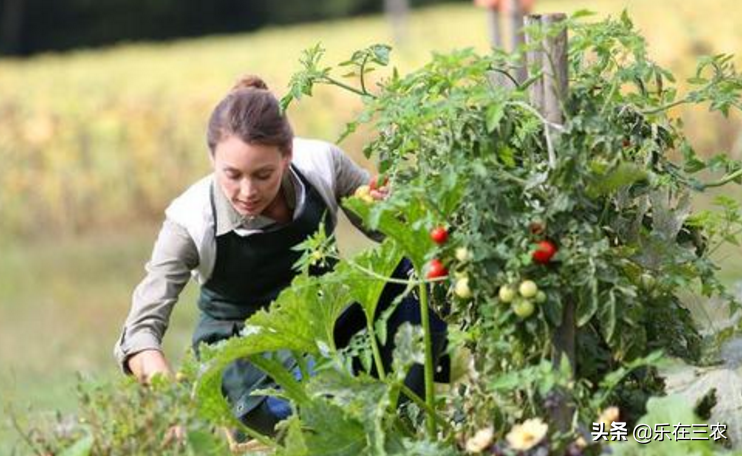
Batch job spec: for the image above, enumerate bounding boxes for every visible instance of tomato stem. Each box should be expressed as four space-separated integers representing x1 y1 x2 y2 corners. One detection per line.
417 280 437 438
367 317 387 380
399 384 452 432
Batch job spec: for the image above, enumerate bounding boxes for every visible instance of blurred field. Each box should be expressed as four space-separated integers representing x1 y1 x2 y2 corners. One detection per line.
2 0 742 452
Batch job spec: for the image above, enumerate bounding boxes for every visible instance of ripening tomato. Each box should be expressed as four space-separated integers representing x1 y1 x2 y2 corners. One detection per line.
532 240 558 264
529 221 545 235
430 226 449 245
426 259 448 279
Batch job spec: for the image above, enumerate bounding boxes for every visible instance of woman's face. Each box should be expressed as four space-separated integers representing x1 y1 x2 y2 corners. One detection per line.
212 135 291 217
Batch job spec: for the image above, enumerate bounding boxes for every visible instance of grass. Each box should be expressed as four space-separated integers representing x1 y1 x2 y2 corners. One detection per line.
2 0 742 452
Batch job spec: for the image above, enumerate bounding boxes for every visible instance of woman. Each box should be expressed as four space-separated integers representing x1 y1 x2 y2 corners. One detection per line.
114 75 447 435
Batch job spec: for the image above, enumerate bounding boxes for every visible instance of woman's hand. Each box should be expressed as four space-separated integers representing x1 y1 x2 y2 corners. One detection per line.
127 349 174 384
369 175 390 201
127 350 186 447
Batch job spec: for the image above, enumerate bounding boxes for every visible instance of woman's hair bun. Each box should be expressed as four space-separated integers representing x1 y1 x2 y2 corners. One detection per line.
231 75 269 92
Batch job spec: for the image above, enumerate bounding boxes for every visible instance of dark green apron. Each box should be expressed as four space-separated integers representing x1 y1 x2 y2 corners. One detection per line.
192 165 334 429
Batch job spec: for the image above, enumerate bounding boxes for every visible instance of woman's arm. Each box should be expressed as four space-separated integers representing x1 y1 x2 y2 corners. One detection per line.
114 218 199 382
329 144 389 241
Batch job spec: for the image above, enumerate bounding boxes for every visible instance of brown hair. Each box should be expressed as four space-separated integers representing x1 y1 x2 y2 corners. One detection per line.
207 75 293 155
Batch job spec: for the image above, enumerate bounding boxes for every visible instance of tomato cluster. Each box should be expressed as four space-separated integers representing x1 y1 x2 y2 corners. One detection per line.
498 280 547 319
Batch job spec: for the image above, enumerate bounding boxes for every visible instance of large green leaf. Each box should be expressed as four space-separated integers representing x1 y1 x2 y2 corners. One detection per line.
300 399 369 456
336 239 405 323
610 394 732 455
306 369 392 454
390 439 459 456
274 416 310 456
343 198 429 269
195 274 351 426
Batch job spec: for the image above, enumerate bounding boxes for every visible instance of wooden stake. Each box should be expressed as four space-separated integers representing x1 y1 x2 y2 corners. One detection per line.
525 12 574 433
486 8 503 49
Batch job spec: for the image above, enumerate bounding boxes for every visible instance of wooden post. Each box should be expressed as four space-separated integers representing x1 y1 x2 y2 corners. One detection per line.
485 8 503 49
525 13 574 431
384 0 409 45
506 0 527 83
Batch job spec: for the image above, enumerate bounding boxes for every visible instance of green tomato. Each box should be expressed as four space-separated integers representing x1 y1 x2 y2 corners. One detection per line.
519 280 538 298
513 299 535 318
455 247 472 263
454 277 472 299
535 290 547 304
498 285 517 303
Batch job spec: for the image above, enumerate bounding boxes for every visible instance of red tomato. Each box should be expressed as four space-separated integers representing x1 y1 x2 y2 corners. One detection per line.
532 240 558 264
426 259 448 279
430 226 449 245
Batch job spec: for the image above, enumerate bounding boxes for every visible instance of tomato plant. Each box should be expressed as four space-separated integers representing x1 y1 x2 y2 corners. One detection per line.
269 11 742 453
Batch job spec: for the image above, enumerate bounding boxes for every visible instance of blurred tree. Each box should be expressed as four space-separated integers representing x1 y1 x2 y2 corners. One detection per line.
1 0 26 54
0 0 466 56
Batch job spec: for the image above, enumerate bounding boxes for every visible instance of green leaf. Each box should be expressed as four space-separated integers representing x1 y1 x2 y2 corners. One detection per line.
587 163 649 197
249 354 309 405
300 399 368 456
305 369 403 454
576 281 599 327
486 104 505 132
59 435 94 456
392 323 426 376
195 274 350 426
391 438 459 455
275 416 309 456
598 290 617 343
337 239 406 323
571 9 596 20
343 197 428 268
610 394 721 456
187 429 229 455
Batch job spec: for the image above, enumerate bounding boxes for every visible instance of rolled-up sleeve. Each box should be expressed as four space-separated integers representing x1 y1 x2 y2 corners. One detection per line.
329 144 387 242
113 218 199 374
330 144 371 199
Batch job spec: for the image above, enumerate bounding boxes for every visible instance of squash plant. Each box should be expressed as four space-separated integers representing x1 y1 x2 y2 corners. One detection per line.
192 11 742 455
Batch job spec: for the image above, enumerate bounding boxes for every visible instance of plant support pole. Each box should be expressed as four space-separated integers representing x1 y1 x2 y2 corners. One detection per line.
418 280 437 437
525 13 575 432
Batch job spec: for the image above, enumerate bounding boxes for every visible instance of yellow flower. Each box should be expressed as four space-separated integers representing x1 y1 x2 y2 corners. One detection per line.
506 418 548 451
465 427 494 454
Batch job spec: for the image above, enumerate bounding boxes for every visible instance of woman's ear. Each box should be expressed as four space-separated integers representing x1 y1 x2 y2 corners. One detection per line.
282 148 293 170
